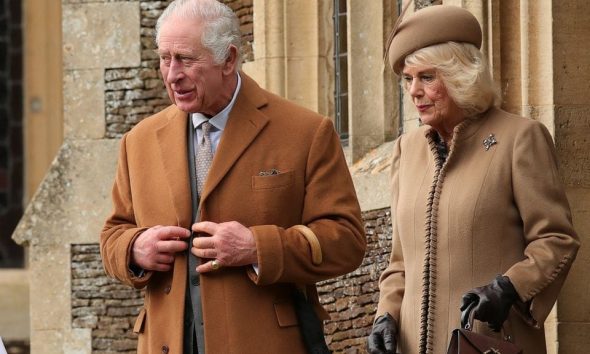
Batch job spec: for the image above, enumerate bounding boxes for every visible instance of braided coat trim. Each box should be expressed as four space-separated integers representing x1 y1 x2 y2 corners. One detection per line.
418 119 474 354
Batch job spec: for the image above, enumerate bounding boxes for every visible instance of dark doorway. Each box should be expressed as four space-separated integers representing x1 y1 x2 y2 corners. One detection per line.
0 0 24 268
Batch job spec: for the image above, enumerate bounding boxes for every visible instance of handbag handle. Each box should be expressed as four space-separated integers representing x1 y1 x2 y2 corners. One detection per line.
460 301 477 331
460 301 516 344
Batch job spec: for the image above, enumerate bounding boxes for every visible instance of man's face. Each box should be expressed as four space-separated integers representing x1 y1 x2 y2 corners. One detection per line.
158 16 229 115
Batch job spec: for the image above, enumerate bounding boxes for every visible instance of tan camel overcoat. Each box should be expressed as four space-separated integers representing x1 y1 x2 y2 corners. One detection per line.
100 73 365 354
376 108 579 354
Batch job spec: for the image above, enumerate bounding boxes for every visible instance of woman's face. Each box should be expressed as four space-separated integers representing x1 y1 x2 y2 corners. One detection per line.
402 64 464 136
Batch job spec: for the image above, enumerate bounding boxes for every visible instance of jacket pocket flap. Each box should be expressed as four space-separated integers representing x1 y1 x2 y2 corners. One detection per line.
133 307 146 334
274 299 298 327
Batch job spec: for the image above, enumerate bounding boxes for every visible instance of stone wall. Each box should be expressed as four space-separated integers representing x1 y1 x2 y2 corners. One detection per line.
71 244 143 354
69 208 391 353
105 0 254 138
0 0 24 267
319 208 391 353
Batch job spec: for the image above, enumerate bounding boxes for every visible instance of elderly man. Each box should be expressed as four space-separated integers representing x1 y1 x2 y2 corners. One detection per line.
100 0 366 353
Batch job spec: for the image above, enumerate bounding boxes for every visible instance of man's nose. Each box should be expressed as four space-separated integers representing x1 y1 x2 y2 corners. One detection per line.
166 59 184 83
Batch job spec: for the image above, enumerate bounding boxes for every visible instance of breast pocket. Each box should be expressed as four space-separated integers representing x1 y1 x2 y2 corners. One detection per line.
251 170 302 225
252 170 295 190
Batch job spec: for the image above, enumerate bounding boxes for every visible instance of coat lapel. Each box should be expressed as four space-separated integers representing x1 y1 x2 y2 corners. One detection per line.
200 73 269 203
156 108 193 228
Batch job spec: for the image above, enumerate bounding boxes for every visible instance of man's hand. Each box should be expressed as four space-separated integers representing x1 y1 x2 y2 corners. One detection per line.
191 221 257 273
130 225 190 272
367 313 398 354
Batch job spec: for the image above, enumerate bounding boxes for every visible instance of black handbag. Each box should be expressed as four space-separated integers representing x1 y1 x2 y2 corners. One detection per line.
446 303 522 354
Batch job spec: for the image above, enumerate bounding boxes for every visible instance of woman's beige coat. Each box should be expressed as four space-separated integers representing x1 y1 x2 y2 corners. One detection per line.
377 108 579 354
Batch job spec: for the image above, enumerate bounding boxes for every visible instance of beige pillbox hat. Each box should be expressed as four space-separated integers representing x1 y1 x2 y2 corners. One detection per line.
386 5 482 74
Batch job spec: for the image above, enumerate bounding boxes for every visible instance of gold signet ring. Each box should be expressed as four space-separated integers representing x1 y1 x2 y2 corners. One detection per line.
211 260 221 270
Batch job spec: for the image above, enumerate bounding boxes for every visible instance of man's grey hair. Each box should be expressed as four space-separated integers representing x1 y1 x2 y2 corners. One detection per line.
156 0 242 66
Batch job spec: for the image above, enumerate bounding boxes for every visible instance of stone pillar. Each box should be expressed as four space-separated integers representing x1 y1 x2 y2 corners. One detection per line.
347 0 396 163
12 2 140 353
284 0 333 116
243 0 333 117
242 0 286 97
551 1 590 353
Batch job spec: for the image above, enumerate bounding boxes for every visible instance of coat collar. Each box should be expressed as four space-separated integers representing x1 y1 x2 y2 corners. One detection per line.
200 72 269 203
155 72 269 224
155 108 192 227
423 108 497 148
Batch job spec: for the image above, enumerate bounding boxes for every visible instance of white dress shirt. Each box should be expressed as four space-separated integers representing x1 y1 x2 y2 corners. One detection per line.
191 73 242 153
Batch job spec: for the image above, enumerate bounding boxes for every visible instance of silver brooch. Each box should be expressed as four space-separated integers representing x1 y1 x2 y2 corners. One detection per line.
483 134 497 151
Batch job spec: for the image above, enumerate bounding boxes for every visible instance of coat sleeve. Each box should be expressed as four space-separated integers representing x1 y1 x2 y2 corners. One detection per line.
248 117 366 285
100 134 152 289
504 120 580 325
375 136 405 322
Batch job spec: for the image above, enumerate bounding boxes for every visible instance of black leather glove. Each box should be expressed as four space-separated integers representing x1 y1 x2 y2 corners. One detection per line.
367 313 398 354
460 275 519 332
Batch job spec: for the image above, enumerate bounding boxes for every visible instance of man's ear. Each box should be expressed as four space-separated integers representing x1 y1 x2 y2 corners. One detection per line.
222 45 239 75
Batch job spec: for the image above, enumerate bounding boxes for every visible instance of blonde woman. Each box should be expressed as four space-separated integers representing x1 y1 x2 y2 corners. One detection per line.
368 5 579 354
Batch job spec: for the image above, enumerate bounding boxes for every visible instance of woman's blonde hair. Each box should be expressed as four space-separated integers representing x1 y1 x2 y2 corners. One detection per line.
404 42 500 117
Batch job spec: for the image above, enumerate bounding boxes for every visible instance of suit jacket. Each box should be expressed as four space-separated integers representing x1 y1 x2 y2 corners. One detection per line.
100 73 366 354
376 108 579 354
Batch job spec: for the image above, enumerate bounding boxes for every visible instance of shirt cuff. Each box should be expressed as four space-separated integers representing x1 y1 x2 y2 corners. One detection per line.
252 263 259 275
129 263 146 278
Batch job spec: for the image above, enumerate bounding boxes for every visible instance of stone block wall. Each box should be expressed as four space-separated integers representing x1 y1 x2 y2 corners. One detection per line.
69 208 391 354
0 0 24 268
224 0 254 62
105 0 254 138
319 208 391 353
71 244 143 354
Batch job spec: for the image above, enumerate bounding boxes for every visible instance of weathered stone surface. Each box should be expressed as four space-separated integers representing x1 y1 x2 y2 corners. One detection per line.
351 141 394 209
71 244 144 353
555 105 590 188
557 322 590 353
0 270 30 340
64 69 106 139
11 139 119 353
317 208 391 353
13 139 119 247
63 2 141 70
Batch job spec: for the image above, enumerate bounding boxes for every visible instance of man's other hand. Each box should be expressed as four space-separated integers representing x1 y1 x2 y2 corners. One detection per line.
130 225 190 272
191 221 257 273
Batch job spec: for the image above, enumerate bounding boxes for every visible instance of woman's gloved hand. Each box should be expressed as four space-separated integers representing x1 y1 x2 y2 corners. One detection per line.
460 275 519 332
367 312 398 354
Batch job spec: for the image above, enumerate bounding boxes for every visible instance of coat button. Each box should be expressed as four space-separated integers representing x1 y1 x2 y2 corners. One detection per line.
161 345 169 354
164 285 171 294
191 274 200 286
